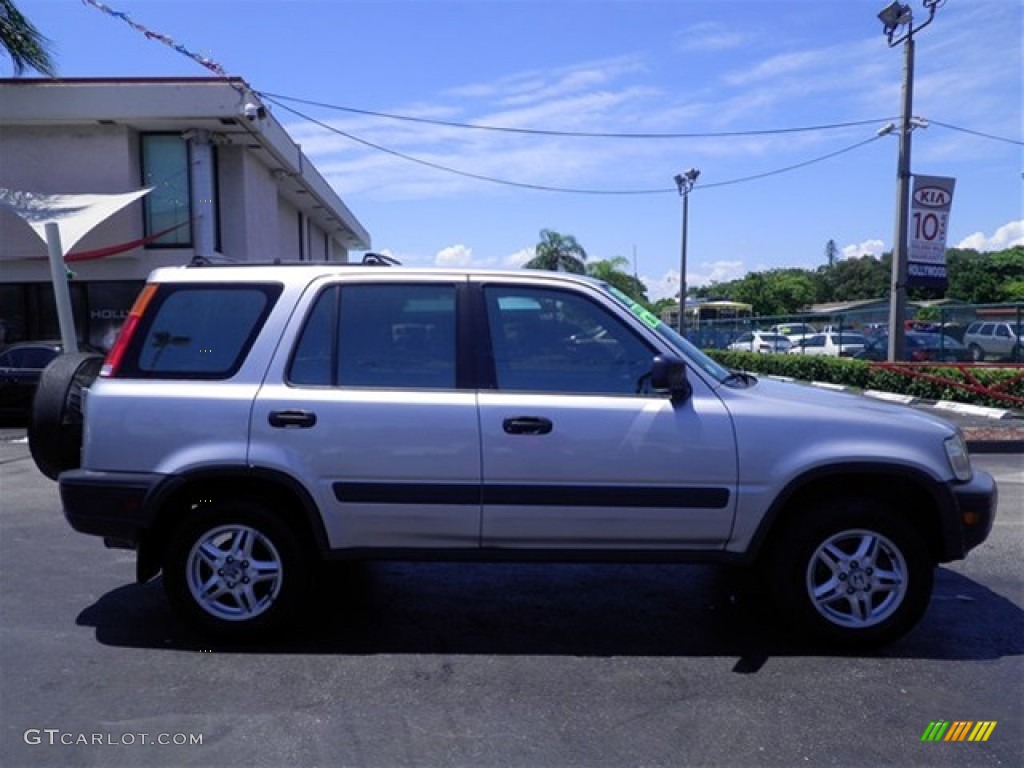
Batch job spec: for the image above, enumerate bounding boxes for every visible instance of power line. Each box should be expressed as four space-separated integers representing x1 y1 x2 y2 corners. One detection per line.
929 119 1023 146
698 135 885 190
266 95 887 196
259 91 896 140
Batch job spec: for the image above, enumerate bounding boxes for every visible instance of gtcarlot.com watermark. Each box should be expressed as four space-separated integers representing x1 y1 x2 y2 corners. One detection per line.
24 729 203 747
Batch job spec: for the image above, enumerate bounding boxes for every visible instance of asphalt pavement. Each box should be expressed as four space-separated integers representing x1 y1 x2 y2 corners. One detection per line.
1 408 1021 767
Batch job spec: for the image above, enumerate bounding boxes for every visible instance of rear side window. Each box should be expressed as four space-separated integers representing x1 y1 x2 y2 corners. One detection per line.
288 283 457 389
121 284 281 379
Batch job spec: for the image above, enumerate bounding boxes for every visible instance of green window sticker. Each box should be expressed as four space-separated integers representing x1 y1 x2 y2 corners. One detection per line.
633 305 661 329
606 285 662 330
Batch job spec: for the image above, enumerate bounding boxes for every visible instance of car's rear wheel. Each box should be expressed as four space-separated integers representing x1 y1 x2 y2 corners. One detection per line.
771 499 933 648
162 500 313 640
968 343 985 362
28 352 103 480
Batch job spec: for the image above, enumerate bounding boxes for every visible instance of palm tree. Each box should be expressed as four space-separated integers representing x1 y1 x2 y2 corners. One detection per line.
524 229 587 274
587 256 650 306
1 0 56 77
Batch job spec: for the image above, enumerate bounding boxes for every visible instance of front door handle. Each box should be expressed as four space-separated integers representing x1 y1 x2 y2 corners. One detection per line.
502 416 553 435
269 409 317 428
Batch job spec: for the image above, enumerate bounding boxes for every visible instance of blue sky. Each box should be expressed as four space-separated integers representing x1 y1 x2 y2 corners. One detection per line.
14 0 1023 300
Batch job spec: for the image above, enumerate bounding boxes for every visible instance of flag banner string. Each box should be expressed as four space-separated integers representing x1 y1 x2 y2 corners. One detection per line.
81 0 232 79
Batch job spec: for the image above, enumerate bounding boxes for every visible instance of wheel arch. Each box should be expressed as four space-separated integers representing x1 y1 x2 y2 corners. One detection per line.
746 462 960 568
137 466 329 582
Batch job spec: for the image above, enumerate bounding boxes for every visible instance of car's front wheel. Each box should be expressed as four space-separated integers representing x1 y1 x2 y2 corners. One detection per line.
162 500 313 639
771 499 933 648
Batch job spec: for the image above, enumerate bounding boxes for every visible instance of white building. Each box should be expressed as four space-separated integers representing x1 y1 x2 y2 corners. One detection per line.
0 77 370 348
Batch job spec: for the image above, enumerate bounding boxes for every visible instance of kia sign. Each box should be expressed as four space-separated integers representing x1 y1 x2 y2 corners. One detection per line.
907 175 955 292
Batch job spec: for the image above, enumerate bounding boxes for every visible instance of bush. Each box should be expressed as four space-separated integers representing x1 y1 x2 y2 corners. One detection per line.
704 351 1024 410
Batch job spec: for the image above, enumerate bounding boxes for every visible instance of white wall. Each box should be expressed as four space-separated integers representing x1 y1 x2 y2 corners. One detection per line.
0 125 159 279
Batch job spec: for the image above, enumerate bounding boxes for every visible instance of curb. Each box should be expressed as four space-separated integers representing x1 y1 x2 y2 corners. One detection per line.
965 439 1024 454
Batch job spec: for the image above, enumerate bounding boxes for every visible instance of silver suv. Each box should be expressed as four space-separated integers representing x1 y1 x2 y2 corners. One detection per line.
963 320 1023 361
30 263 997 647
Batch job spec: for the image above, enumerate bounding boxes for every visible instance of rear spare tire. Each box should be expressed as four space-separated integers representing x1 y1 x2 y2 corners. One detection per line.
28 352 103 480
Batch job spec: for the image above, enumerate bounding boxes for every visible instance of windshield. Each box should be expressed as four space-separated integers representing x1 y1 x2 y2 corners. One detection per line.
603 285 733 383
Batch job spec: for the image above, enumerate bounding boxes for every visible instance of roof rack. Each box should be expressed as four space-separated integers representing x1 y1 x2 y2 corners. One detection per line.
361 252 400 266
186 252 402 268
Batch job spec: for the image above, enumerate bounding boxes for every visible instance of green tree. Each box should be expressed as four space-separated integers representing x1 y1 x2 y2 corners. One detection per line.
523 229 587 274
947 246 1024 303
817 255 890 303
1 0 55 76
693 268 819 316
825 239 839 268
586 256 649 305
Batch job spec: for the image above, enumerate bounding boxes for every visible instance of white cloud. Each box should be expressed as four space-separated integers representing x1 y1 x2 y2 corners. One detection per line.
504 247 534 268
956 220 1024 251
643 270 680 303
434 244 474 266
841 239 886 259
724 50 826 87
690 260 748 288
644 259 749 302
674 23 747 53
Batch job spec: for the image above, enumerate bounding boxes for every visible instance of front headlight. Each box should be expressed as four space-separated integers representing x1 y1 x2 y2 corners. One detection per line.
944 433 972 482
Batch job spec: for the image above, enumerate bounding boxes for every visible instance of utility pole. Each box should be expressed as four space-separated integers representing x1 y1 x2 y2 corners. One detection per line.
877 0 940 362
673 168 700 335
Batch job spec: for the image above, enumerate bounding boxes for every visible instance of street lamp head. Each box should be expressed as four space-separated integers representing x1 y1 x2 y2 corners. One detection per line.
674 168 701 195
878 1 911 36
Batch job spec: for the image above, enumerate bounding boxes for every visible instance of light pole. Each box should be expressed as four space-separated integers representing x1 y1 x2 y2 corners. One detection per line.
877 0 941 362
674 168 700 335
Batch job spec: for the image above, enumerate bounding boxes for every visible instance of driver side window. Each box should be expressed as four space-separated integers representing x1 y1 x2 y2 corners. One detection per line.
484 285 655 395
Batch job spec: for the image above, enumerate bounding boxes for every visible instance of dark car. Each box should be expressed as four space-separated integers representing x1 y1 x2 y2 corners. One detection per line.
855 332 973 363
0 342 98 417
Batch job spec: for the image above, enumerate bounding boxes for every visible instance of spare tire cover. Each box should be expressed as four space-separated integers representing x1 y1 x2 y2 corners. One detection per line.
29 352 103 481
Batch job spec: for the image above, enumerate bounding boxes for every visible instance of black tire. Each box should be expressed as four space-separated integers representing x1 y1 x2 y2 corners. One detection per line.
968 344 984 362
162 500 313 640
28 352 103 481
770 500 933 649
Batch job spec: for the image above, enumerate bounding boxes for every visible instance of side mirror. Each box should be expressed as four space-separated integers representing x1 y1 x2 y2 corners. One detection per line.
650 354 692 402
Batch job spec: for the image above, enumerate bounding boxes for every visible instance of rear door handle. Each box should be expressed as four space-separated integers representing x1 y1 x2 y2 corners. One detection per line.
269 409 317 428
502 416 553 435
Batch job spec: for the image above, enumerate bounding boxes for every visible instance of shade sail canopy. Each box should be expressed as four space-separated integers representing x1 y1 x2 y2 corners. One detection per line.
0 187 152 257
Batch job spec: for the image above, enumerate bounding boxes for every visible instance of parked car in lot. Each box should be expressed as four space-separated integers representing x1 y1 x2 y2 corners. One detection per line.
727 331 793 353
28 262 996 648
855 333 973 363
963 320 1023 361
0 341 97 417
788 332 868 358
768 322 818 344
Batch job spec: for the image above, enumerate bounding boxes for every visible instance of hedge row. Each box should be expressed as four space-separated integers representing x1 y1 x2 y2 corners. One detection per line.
703 350 1024 410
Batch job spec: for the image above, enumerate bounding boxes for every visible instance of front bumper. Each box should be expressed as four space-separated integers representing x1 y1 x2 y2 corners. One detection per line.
950 469 998 557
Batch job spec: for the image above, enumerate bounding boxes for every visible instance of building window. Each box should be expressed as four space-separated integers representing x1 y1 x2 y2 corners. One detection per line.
141 134 192 247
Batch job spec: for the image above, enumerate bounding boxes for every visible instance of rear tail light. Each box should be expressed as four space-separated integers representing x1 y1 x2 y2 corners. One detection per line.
101 284 158 377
